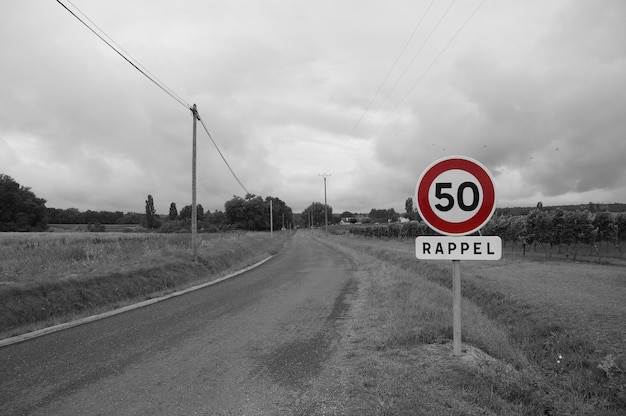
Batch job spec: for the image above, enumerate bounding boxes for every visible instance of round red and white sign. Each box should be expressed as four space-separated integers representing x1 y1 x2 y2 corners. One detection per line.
415 156 496 236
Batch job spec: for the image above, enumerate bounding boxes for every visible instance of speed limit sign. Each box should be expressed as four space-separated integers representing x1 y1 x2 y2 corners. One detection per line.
416 156 496 236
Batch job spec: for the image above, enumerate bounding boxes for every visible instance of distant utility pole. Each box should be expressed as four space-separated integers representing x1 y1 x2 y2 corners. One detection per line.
269 199 273 238
191 104 199 261
319 173 331 232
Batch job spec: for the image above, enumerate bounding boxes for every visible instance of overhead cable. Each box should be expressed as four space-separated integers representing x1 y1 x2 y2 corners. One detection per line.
197 115 250 195
328 0 435 174
368 0 488 140
323 0 435 174
348 0 435 139
356 0 457 139
56 0 250 196
56 0 191 110
326 0 487 174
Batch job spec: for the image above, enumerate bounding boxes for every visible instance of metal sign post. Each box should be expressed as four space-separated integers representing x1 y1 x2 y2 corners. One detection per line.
452 259 462 355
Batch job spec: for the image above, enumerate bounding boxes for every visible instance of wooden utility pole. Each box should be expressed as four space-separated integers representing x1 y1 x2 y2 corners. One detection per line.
269 199 273 238
319 173 331 232
191 104 199 261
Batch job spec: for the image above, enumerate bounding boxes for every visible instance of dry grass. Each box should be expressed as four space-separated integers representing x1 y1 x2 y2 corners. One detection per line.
0 231 290 339
324 241 532 415
0 232 266 284
322 233 626 415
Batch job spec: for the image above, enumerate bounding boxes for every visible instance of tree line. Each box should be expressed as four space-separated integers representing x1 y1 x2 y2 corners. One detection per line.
153 193 294 232
46 208 143 226
0 174 296 233
3 173 626 246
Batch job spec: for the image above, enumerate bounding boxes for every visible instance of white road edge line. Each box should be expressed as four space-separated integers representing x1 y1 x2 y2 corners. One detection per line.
0 256 274 348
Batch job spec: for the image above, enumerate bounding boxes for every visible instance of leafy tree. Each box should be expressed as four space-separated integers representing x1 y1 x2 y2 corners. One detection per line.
169 202 178 220
369 208 399 223
197 204 206 221
300 202 330 228
200 209 226 227
45 207 80 224
144 195 159 229
0 174 48 231
241 194 267 230
209 210 226 225
224 194 292 231
266 196 293 230
63 207 81 223
176 204 204 221
117 212 142 224
46 208 132 224
224 196 245 225
179 205 192 220
405 198 414 219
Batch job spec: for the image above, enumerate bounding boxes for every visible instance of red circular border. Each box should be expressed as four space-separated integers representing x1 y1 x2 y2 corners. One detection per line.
416 156 495 236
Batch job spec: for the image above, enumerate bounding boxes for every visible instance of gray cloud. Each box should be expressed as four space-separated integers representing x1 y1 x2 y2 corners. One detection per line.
1 0 625 215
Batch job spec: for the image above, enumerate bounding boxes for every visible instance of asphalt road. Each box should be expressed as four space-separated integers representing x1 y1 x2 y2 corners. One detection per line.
0 231 357 415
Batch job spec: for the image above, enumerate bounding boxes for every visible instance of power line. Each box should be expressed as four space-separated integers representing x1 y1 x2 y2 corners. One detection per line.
324 0 452 174
324 1 435 174
369 0 488 140
198 114 250 195
56 0 250 196
327 0 487 172
56 0 191 110
65 0 191 110
356 0 457 139
348 0 435 139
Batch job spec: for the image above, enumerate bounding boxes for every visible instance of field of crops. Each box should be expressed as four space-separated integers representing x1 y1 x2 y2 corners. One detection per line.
329 220 626 263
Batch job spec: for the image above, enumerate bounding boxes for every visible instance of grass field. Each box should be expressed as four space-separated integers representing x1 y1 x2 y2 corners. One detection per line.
0 231 289 339
324 233 626 415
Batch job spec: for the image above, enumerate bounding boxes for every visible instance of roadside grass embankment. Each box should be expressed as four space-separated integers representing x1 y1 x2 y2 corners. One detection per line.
0 231 291 340
322 233 625 416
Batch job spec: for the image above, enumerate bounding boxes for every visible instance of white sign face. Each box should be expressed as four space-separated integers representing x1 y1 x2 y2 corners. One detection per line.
416 156 496 236
426 169 484 224
415 236 502 260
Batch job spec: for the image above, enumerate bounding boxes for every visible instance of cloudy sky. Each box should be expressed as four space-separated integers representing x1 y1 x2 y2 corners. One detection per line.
1 0 625 215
